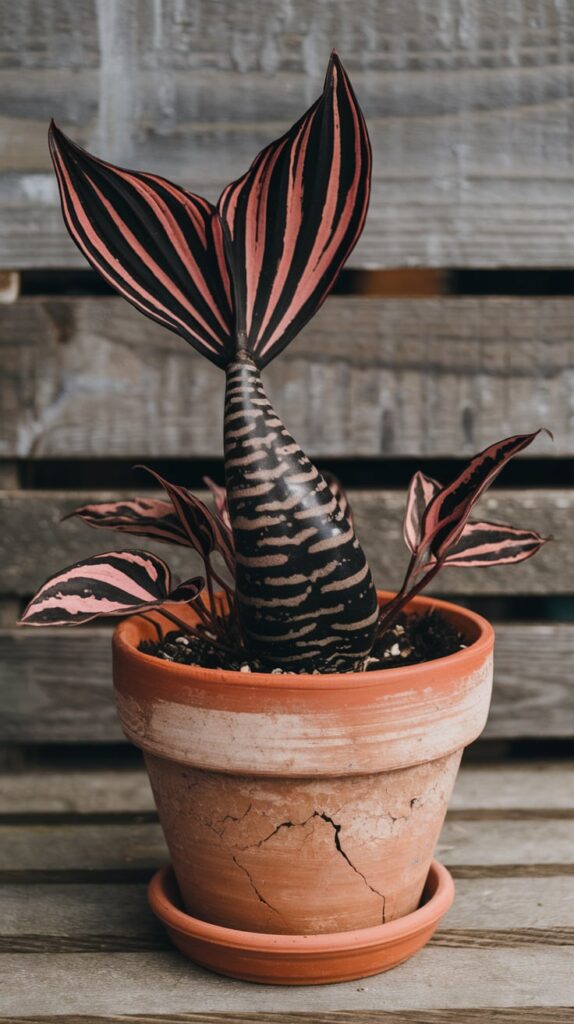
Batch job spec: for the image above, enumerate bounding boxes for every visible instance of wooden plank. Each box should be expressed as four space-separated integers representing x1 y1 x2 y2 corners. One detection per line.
1 948 572 1014
0 296 569 458
0 818 572 879
1 876 572 952
2 621 573 743
5 1012 573 1024
3 2 574 269
0 489 568 598
4 1014 574 1024
2 764 570 816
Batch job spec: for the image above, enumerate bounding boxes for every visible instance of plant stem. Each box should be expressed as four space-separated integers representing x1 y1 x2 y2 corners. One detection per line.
377 560 444 637
137 612 164 642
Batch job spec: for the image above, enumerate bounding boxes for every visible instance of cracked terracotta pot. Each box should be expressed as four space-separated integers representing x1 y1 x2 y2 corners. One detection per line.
113 590 493 945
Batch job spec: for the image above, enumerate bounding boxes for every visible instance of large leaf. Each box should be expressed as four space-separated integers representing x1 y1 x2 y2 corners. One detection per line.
65 497 189 546
19 550 203 626
218 51 371 368
420 431 547 559
49 123 234 369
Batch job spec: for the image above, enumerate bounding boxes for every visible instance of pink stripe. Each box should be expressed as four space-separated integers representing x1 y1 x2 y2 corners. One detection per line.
85 173 223 350
244 140 288 335
53 153 213 347
259 66 364 354
211 216 233 311
255 114 313 344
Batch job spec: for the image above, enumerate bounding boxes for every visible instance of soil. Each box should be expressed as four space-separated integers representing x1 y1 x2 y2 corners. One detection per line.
139 609 465 674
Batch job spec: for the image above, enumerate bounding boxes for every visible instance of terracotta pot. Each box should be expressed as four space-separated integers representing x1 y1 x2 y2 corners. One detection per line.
113 591 493 974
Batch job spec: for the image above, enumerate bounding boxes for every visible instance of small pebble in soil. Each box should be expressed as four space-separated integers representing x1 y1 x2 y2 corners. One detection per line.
139 610 464 674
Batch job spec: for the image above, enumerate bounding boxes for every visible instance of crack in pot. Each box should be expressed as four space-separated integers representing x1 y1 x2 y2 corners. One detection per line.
212 808 387 925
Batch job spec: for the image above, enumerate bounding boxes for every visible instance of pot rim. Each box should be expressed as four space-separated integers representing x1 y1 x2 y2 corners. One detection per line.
149 859 454 953
114 589 494 693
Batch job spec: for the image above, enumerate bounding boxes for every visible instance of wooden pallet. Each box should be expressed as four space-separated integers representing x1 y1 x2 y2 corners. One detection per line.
1 3 574 1020
1 763 573 1019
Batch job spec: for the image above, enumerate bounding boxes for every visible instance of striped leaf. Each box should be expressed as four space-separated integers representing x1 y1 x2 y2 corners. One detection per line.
403 471 441 553
19 550 182 626
48 123 234 369
203 476 232 532
218 51 371 368
138 467 235 576
420 430 548 559
64 497 189 546
442 520 547 567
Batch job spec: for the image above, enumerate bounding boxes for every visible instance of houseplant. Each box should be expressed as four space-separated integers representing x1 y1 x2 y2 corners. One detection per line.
20 53 547 984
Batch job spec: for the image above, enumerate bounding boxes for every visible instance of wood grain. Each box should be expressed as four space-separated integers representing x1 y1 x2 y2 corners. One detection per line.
0 296 568 458
1 875 572 952
2 2 574 268
6 1013 574 1024
6 1012 574 1024
1 949 572 1014
0 489 568 599
1 619 572 743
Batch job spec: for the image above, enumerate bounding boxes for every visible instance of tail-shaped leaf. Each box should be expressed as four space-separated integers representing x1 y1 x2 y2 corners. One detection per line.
218 51 371 368
442 520 548 567
65 497 189 546
49 123 234 368
139 467 235 576
19 550 179 626
420 430 548 559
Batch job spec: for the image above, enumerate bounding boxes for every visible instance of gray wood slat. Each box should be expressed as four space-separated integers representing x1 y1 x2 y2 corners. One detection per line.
1 949 572 1014
2 2 574 268
1 620 572 743
0 297 569 458
0 818 572 876
1 876 572 951
2 764 571 815
0 489 567 598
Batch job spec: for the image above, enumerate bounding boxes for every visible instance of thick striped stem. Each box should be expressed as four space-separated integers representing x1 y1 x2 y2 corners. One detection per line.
224 356 378 672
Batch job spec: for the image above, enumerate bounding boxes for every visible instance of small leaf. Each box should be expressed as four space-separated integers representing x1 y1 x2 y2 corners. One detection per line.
65 497 189 546
403 471 441 553
19 550 173 626
420 430 549 559
168 576 205 603
203 476 232 532
138 466 235 576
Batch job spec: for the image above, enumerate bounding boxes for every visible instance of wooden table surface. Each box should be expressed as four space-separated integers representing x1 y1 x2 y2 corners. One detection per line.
1 761 572 1021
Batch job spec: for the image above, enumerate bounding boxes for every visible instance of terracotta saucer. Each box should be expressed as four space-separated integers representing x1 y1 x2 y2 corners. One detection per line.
148 859 454 985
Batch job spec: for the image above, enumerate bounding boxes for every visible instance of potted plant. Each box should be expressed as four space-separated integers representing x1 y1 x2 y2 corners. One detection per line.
20 53 548 985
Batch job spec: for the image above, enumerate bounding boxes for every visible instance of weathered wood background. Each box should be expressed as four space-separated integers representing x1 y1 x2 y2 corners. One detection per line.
1 0 573 745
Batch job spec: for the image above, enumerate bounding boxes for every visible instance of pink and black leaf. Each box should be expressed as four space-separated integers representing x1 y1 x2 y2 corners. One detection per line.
19 550 203 627
138 467 235 577
441 520 547 567
420 430 549 560
218 51 371 368
65 497 189 546
48 123 234 369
